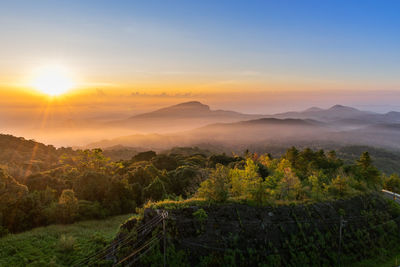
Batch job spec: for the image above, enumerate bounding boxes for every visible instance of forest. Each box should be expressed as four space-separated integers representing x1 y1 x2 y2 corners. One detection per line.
1 133 400 237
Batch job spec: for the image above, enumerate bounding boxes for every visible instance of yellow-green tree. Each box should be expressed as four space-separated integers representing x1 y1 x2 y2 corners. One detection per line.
230 159 267 203
327 175 350 197
197 164 230 202
231 159 259 196
308 174 325 200
276 159 301 200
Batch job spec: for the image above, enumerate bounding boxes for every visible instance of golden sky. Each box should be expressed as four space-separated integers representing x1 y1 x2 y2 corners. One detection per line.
0 0 399 121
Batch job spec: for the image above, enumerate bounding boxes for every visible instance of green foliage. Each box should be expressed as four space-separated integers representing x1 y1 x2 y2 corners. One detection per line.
0 134 72 179
57 189 79 223
193 208 208 222
168 165 201 197
194 147 385 206
77 200 106 220
144 176 167 201
0 214 131 266
276 160 301 200
383 173 400 193
0 143 392 239
152 154 178 171
230 159 262 199
57 234 76 252
144 198 210 210
73 171 111 202
144 193 400 266
197 164 230 202
208 153 241 167
132 151 156 162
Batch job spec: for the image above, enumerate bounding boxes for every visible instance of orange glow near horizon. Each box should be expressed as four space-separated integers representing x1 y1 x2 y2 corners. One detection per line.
30 65 76 96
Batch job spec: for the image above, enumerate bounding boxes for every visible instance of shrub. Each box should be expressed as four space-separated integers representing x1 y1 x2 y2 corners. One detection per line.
193 208 208 222
57 234 76 252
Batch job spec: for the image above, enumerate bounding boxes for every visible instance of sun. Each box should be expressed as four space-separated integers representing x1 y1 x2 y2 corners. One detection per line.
32 65 75 96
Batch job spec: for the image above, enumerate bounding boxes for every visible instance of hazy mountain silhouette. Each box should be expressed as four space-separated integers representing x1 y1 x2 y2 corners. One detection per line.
88 117 327 149
272 104 400 125
88 102 400 151
110 101 264 132
271 105 372 121
11 101 400 148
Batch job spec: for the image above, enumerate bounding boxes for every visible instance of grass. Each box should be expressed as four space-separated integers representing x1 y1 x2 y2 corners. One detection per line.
143 194 357 211
0 214 133 267
354 249 400 267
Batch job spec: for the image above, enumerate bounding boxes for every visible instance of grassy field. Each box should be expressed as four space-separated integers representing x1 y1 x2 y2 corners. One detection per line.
353 248 400 267
0 214 133 267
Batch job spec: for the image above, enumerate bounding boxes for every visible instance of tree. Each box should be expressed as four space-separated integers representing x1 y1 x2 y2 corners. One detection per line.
143 177 167 201
168 166 199 197
383 174 400 193
327 150 337 160
277 166 301 200
104 177 136 214
0 168 28 206
230 159 261 198
357 152 372 169
0 169 29 232
258 153 276 169
328 176 350 197
308 174 325 200
197 164 230 202
132 151 156 162
152 155 178 171
61 149 115 174
73 171 110 202
208 154 240 167
356 152 381 189
285 147 299 167
58 189 79 223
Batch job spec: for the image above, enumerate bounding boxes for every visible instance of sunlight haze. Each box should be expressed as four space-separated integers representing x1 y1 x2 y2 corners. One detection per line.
2 1 400 266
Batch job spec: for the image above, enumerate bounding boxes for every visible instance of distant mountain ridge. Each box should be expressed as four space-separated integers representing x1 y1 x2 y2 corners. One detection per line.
88 116 327 149
110 101 264 132
272 104 372 121
271 104 400 124
128 101 252 119
89 102 400 151
109 101 400 133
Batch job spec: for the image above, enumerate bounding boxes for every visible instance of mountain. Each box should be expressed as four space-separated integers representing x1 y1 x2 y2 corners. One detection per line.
384 111 400 122
88 117 327 149
272 105 400 126
89 111 400 152
12 101 400 148
109 101 264 133
272 104 373 121
303 107 324 112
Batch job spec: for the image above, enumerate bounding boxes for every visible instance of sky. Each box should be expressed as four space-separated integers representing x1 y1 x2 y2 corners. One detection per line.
1 0 400 115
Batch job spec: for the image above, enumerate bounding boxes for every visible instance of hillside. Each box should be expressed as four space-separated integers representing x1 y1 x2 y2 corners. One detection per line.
0 134 75 180
2 133 400 265
113 193 400 266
